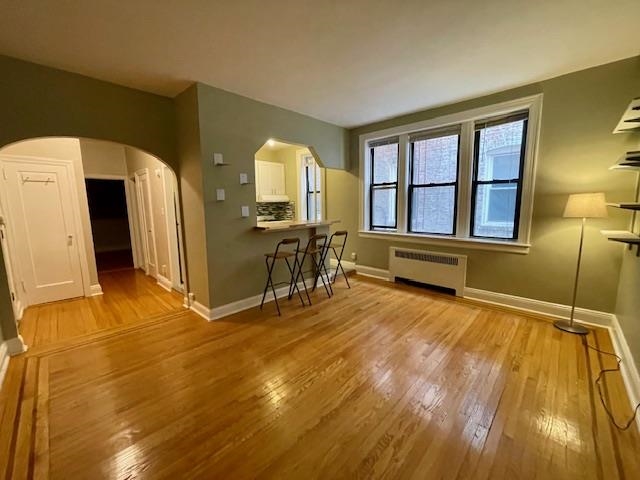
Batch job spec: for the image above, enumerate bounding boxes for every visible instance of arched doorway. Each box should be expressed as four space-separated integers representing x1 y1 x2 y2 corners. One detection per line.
0 137 188 346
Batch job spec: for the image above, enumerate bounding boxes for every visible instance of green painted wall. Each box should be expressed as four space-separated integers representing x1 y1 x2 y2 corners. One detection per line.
327 56 640 314
0 55 177 170
175 85 210 307
195 83 348 306
0 55 183 340
615 177 640 372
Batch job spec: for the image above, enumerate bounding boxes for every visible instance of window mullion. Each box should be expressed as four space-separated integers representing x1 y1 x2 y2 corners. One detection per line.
457 121 473 238
396 134 409 233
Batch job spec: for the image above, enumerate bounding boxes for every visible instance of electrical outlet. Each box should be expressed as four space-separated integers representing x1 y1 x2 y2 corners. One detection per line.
351 252 357 261
161 264 167 275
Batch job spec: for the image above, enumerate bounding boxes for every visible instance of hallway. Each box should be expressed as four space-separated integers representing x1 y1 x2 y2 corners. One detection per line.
19 269 185 349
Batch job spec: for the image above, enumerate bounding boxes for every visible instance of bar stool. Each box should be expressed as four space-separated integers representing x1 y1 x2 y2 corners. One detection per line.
260 238 306 316
328 230 351 289
291 233 333 304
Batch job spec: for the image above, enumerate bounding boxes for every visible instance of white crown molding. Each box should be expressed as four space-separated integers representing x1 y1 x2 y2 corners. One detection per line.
157 275 172 292
89 284 103 296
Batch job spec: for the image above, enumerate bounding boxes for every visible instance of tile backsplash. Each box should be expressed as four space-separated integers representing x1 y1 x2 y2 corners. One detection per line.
256 202 295 221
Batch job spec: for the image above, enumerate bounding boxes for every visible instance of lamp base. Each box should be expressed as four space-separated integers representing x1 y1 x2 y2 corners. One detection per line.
553 320 589 335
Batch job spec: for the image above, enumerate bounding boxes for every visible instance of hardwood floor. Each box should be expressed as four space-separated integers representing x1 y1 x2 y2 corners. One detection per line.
19 269 185 348
1 275 639 479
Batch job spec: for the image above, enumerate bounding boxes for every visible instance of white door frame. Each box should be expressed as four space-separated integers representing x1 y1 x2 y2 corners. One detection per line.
134 168 159 277
84 174 141 269
0 214 22 321
161 166 185 292
0 154 93 304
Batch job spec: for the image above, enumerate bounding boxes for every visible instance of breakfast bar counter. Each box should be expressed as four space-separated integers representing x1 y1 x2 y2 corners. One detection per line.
254 220 340 232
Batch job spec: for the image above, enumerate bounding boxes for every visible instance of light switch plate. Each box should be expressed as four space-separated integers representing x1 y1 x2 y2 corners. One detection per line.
241 206 250 217
213 153 224 165
239 173 248 184
216 188 225 201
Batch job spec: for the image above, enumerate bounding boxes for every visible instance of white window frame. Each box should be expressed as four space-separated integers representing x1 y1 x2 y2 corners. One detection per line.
296 149 324 222
358 94 542 254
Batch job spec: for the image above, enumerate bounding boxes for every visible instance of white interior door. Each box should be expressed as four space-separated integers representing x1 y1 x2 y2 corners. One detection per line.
1 159 85 304
135 170 158 277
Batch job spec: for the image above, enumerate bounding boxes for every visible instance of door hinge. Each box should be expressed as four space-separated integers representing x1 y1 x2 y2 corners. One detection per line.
10 291 15 302
21 281 26 293
2 168 6 180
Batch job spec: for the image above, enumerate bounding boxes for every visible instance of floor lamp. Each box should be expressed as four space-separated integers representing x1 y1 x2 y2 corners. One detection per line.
554 192 608 335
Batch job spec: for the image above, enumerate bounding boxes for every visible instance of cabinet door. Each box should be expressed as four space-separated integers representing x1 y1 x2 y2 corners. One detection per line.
255 161 271 200
272 163 286 195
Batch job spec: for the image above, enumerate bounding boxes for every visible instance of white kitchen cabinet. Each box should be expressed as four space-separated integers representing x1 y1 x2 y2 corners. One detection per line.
255 160 287 201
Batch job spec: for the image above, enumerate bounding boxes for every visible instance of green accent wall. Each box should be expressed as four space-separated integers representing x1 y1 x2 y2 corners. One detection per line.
0 55 177 170
615 187 640 372
194 83 348 307
327 56 640 314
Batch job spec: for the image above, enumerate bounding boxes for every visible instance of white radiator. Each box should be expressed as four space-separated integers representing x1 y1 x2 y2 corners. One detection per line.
389 247 467 296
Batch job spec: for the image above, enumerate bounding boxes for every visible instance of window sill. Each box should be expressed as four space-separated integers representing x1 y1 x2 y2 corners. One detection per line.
358 230 530 254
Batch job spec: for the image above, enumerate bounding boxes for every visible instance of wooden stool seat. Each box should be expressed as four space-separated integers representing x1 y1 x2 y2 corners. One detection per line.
265 251 297 259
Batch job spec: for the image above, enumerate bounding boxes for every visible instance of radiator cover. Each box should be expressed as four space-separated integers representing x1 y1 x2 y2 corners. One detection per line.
389 247 467 296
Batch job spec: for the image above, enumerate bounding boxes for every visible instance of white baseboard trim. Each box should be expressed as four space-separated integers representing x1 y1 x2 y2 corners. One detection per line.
189 301 211 321
5 335 27 356
609 315 640 431
89 284 103 296
15 300 24 322
329 258 356 272
354 265 391 281
157 275 172 292
463 287 614 328
0 342 8 388
351 264 613 327
190 280 311 322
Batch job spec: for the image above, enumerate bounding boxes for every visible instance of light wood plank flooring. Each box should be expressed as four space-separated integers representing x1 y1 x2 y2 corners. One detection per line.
0 275 638 479
19 269 185 348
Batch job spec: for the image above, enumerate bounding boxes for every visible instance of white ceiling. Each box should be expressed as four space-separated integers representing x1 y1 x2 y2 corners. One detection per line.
0 0 638 127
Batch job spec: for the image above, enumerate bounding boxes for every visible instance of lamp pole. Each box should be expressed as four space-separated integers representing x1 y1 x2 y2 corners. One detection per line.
554 216 589 335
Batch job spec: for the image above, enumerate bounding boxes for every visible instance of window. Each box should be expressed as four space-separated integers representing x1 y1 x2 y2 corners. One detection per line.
300 154 323 222
304 156 322 221
471 113 528 239
369 138 399 229
360 95 541 253
408 127 460 235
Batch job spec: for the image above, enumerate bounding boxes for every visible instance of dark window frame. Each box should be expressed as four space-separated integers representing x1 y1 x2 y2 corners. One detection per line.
369 142 399 230
470 116 529 240
407 133 461 236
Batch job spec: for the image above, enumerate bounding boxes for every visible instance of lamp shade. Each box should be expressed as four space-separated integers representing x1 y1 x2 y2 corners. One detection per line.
563 192 608 218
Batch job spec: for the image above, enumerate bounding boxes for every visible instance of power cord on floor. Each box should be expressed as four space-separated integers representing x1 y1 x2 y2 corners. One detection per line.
584 340 640 431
